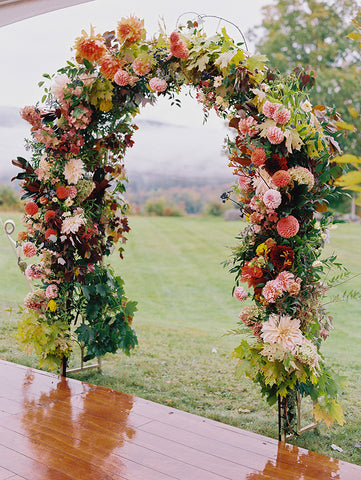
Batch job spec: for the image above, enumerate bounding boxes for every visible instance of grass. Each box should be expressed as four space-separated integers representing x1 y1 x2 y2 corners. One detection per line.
1 213 361 465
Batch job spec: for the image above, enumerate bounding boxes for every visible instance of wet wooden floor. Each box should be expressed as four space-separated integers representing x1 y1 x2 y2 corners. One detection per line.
0 360 360 480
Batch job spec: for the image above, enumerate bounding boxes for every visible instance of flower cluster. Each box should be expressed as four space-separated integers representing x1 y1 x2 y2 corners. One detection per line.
14 16 345 427
225 62 347 427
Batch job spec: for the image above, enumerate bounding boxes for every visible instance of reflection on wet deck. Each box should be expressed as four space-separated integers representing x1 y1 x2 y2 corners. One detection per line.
0 359 360 479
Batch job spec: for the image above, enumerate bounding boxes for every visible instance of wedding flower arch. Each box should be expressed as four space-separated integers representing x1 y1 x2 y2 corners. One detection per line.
14 15 346 433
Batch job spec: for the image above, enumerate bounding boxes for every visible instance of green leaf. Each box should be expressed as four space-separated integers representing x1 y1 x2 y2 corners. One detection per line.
81 285 90 300
245 54 268 72
83 58 93 70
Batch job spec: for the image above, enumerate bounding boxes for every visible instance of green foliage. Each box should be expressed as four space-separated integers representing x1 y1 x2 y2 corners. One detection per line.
1 217 361 464
144 197 183 216
74 265 138 361
256 0 361 156
0 184 22 211
203 200 228 216
16 310 71 370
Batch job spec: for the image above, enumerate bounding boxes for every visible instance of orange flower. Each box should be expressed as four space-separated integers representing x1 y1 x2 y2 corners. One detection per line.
99 55 121 80
117 16 144 44
24 201 38 216
74 27 107 63
17 231 28 242
56 186 68 199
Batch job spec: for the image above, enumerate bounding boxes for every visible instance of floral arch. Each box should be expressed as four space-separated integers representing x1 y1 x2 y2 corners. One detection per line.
14 15 346 435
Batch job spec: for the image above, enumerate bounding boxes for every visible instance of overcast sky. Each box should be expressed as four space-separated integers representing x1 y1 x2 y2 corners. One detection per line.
0 0 271 178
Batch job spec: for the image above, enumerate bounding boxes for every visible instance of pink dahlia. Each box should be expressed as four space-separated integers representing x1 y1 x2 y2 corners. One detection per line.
114 70 131 86
21 106 42 129
238 173 252 191
149 77 167 93
238 117 259 137
132 58 151 76
272 170 291 188
263 189 282 209
234 286 248 301
170 31 189 59
67 186 78 199
249 212 264 224
288 281 301 295
262 280 283 303
24 289 46 311
273 108 291 125
171 42 189 59
46 284 59 299
24 201 38 216
238 305 259 326
261 314 303 351
277 215 300 238
25 264 43 279
251 147 266 166
267 126 284 145
169 31 180 43
117 16 144 44
22 241 37 258
275 271 295 291
262 101 281 118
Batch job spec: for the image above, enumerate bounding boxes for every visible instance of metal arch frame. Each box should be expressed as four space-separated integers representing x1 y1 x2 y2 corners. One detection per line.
176 11 249 52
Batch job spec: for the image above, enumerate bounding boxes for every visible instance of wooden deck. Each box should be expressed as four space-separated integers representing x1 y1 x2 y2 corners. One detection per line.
0 360 360 480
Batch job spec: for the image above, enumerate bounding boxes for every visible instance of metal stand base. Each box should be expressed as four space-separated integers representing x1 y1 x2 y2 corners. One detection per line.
60 345 102 377
278 392 318 442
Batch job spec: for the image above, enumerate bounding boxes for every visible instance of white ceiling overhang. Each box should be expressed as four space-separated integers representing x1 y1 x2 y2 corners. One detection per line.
0 0 95 27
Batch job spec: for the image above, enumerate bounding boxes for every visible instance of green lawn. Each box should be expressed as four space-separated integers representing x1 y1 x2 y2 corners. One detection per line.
1 213 361 465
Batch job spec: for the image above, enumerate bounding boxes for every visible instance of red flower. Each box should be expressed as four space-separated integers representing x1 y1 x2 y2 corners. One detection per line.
45 228 58 240
24 201 38 216
44 210 56 223
270 245 295 271
264 154 288 176
240 261 264 287
56 186 68 199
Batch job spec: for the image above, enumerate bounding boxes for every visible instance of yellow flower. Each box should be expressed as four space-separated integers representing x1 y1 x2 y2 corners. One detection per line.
256 242 269 257
48 300 58 312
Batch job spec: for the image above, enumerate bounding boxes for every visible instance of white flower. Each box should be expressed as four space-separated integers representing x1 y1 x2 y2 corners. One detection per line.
214 76 223 87
301 100 312 112
52 74 70 101
312 260 322 268
261 314 304 352
63 158 85 185
61 214 85 235
295 339 321 370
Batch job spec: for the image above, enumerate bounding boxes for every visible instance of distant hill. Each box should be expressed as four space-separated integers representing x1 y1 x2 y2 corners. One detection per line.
0 105 232 182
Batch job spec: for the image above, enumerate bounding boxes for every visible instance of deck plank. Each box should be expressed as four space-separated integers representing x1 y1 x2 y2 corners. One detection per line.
1 359 360 480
